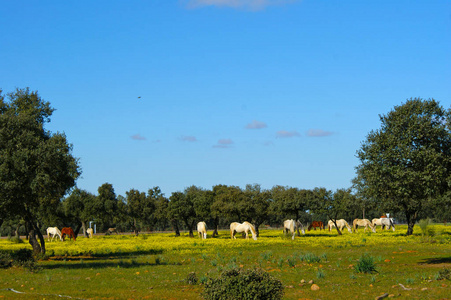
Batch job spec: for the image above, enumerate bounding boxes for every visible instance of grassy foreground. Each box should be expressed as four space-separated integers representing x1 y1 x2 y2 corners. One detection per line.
0 225 450 300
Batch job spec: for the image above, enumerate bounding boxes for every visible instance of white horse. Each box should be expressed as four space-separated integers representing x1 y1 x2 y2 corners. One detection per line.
328 219 352 233
283 219 305 240
87 228 93 238
372 218 395 231
230 222 257 240
46 227 63 242
353 219 376 233
197 221 207 239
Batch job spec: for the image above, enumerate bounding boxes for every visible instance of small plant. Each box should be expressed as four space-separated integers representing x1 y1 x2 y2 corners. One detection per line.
316 268 325 279
301 252 321 263
7 236 24 244
436 268 451 281
261 251 273 261
406 278 414 284
349 274 356 279
287 256 297 268
186 272 198 285
277 258 284 268
370 276 376 284
210 259 217 267
200 275 208 284
202 268 284 300
418 218 433 236
354 253 378 274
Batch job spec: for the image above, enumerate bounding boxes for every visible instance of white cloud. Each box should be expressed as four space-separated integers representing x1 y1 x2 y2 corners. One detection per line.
245 120 267 129
306 129 334 137
213 138 234 148
183 0 299 11
181 135 198 142
131 134 146 141
276 130 300 138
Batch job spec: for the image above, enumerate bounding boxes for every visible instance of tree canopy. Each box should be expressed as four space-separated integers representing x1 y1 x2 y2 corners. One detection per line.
355 98 451 235
0 88 80 253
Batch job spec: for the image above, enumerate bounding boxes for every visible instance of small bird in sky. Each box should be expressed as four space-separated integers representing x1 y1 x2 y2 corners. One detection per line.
137 96 141 99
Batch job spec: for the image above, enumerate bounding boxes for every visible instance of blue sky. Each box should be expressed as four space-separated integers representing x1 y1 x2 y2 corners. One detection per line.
1 0 450 198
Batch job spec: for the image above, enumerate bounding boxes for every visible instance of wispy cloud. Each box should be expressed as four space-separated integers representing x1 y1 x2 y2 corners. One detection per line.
183 0 299 11
213 138 234 148
131 134 146 141
245 120 267 129
180 135 198 142
276 130 300 138
306 129 334 137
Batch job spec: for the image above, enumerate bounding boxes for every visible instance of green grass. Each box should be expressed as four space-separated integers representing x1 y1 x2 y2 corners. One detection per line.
0 224 450 299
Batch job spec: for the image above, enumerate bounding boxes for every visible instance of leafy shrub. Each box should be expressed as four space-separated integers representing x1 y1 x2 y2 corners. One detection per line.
202 267 284 300
354 253 378 274
436 268 450 281
418 218 433 236
8 236 24 244
186 272 198 285
300 252 321 263
0 249 40 272
0 251 12 268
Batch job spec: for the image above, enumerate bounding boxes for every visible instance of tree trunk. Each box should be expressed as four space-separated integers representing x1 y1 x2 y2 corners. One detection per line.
81 221 87 238
255 223 260 237
172 219 180 237
332 219 342 236
74 223 82 238
26 217 45 255
406 211 417 235
15 224 20 238
184 219 194 237
133 218 139 236
212 217 219 237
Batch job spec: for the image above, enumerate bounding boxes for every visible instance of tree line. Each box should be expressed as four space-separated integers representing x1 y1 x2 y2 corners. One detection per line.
1 88 450 255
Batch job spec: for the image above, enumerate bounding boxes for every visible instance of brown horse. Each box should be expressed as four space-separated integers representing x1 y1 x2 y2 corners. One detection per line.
308 221 324 231
61 227 76 241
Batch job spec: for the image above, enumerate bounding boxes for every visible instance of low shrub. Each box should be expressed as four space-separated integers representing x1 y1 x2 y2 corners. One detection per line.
202 267 284 300
0 249 40 272
354 253 378 274
436 268 450 281
0 251 12 268
186 272 198 285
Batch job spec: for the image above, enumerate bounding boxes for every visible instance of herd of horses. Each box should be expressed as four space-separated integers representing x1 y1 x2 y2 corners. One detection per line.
44 217 395 242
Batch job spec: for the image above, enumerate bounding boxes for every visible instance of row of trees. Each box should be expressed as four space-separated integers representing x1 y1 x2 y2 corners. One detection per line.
1 88 450 255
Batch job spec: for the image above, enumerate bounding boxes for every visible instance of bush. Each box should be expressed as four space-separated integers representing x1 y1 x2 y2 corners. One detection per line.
0 251 13 269
186 272 198 285
436 268 450 281
354 253 378 274
418 218 433 236
203 267 284 300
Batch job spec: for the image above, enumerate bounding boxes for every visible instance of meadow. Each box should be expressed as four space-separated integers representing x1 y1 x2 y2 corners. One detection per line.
0 224 450 300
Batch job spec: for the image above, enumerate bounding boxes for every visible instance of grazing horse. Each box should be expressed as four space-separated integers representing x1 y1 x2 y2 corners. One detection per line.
372 218 395 231
353 219 376 233
327 219 352 233
283 220 305 240
107 228 119 235
197 221 207 239
61 227 76 241
87 228 93 238
46 227 63 242
308 221 324 231
230 222 257 240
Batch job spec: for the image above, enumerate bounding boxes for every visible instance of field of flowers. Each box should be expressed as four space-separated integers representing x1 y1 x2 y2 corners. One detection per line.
0 224 450 299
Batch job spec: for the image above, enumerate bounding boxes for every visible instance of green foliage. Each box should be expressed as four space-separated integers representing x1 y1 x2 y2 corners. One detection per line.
355 98 451 235
0 249 40 272
418 218 434 237
0 251 12 268
354 253 378 274
316 268 325 279
186 272 198 285
436 268 450 281
202 267 284 300
300 252 322 263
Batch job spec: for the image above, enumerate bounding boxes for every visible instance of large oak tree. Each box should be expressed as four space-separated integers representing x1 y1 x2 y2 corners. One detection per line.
355 98 451 235
0 88 80 254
